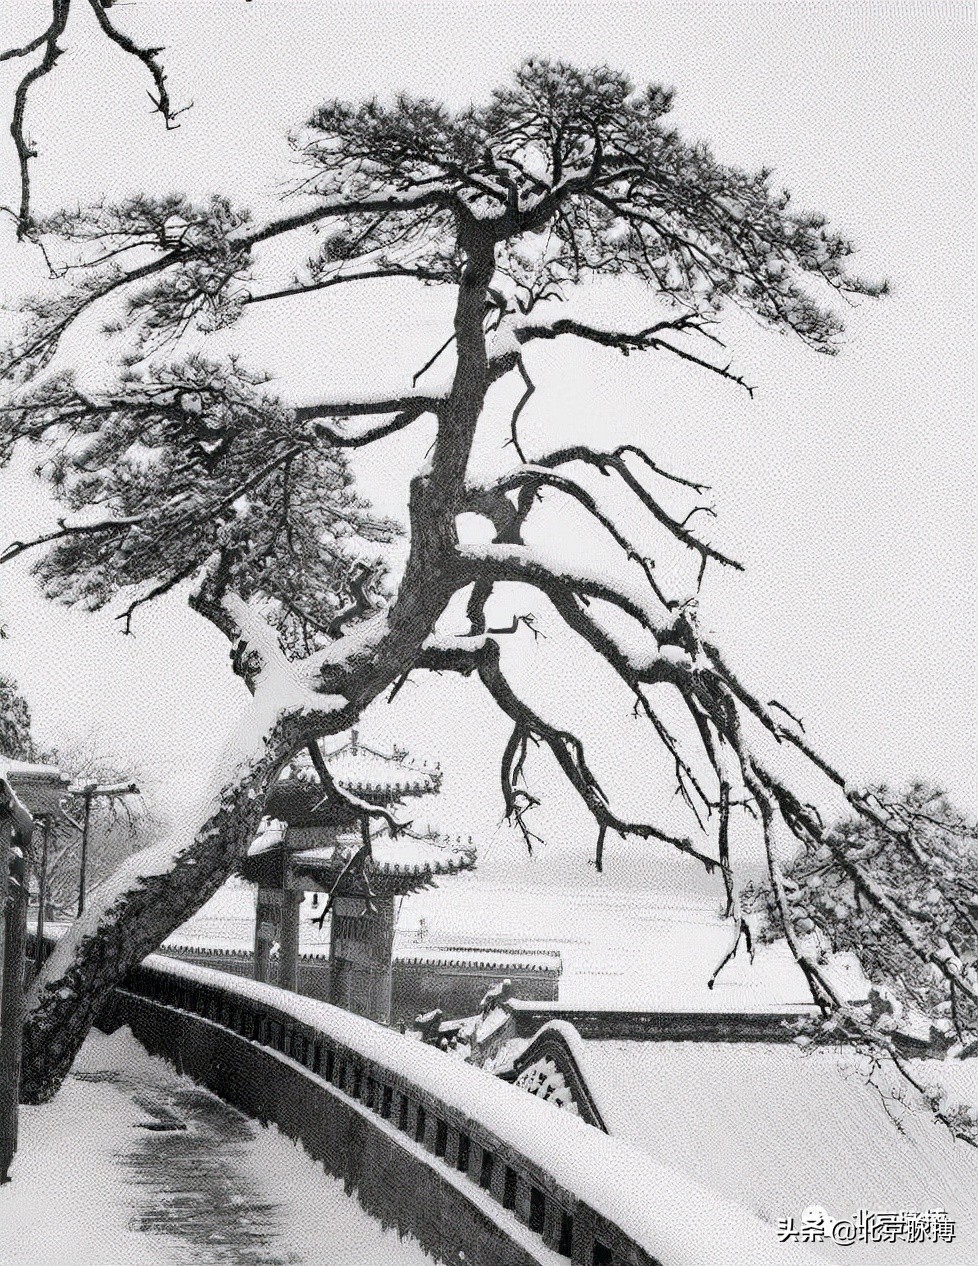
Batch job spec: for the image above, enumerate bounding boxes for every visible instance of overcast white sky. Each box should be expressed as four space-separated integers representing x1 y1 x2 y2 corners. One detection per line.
0 1 975 895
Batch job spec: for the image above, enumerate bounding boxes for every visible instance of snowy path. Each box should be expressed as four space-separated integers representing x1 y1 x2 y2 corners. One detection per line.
0 1028 435 1266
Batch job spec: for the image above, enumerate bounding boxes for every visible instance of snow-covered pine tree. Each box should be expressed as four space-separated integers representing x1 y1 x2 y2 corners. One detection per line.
750 783 978 1142
2 61 972 1135
0 675 34 762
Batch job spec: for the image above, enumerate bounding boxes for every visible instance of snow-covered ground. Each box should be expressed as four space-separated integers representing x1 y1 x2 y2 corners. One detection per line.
0 1027 435 1266
14 879 976 1266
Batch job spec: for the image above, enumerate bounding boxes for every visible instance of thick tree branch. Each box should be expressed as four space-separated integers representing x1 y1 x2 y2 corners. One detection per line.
473 458 740 599
305 740 406 835
511 314 755 396
547 450 740 583
458 540 674 637
8 58 911 1113
301 397 437 448
295 394 440 423
6 0 71 236
242 264 450 308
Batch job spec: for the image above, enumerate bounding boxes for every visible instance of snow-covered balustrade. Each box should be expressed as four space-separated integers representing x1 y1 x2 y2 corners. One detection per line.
108 954 828 1266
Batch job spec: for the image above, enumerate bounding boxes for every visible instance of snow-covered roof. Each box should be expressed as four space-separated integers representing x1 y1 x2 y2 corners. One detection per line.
289 825 475 882
242 818 476 894
281 731 442 801
162 939 334 961
159 938 550 974
1 760 65 779
505 998 820 1017
471 1004 512 1046
546 1034 977 1259
138 953 831 1266
395 947 561 974
1 760 71 817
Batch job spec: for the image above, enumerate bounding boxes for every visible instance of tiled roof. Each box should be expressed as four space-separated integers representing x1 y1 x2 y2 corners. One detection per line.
1 760 72 817
282 733 442 800
289 825 475 880
394 947 562 973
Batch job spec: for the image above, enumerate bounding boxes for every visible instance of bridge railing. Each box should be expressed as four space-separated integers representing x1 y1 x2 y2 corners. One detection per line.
109 953 823 1266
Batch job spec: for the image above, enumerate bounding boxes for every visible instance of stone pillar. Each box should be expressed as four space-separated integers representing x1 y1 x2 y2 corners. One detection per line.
514 1174 533 1223
253 886 281 985
0 814 29 1183
329 894 396 1024
372 895 396 1025
278 888 302 993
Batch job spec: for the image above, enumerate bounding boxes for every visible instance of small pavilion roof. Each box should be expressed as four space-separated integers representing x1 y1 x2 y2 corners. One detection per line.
1 760 72 818
243 822 475 895
288 730 441 797
270 731 442 823
292 826 474 877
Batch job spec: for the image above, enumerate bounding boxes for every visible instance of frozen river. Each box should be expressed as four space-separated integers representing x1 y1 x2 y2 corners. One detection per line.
170 875 840 1010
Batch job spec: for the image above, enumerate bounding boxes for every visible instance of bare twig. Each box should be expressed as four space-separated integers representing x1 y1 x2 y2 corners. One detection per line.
3 0 195 235
505 354 536 462
512 315 756 397
85 0 189 129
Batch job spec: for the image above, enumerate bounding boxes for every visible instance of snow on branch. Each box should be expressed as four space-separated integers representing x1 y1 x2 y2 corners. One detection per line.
8 58 927 1117
218 592 346 721
304 739 405 835
459 540 673 638
478 641 722 867
472 448 740 604
1 356 401 647
458 499 978 1128
297 395 439 447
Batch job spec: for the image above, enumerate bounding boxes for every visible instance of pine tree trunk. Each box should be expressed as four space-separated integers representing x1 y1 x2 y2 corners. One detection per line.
19 707 319 1103
20 226 497 1105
